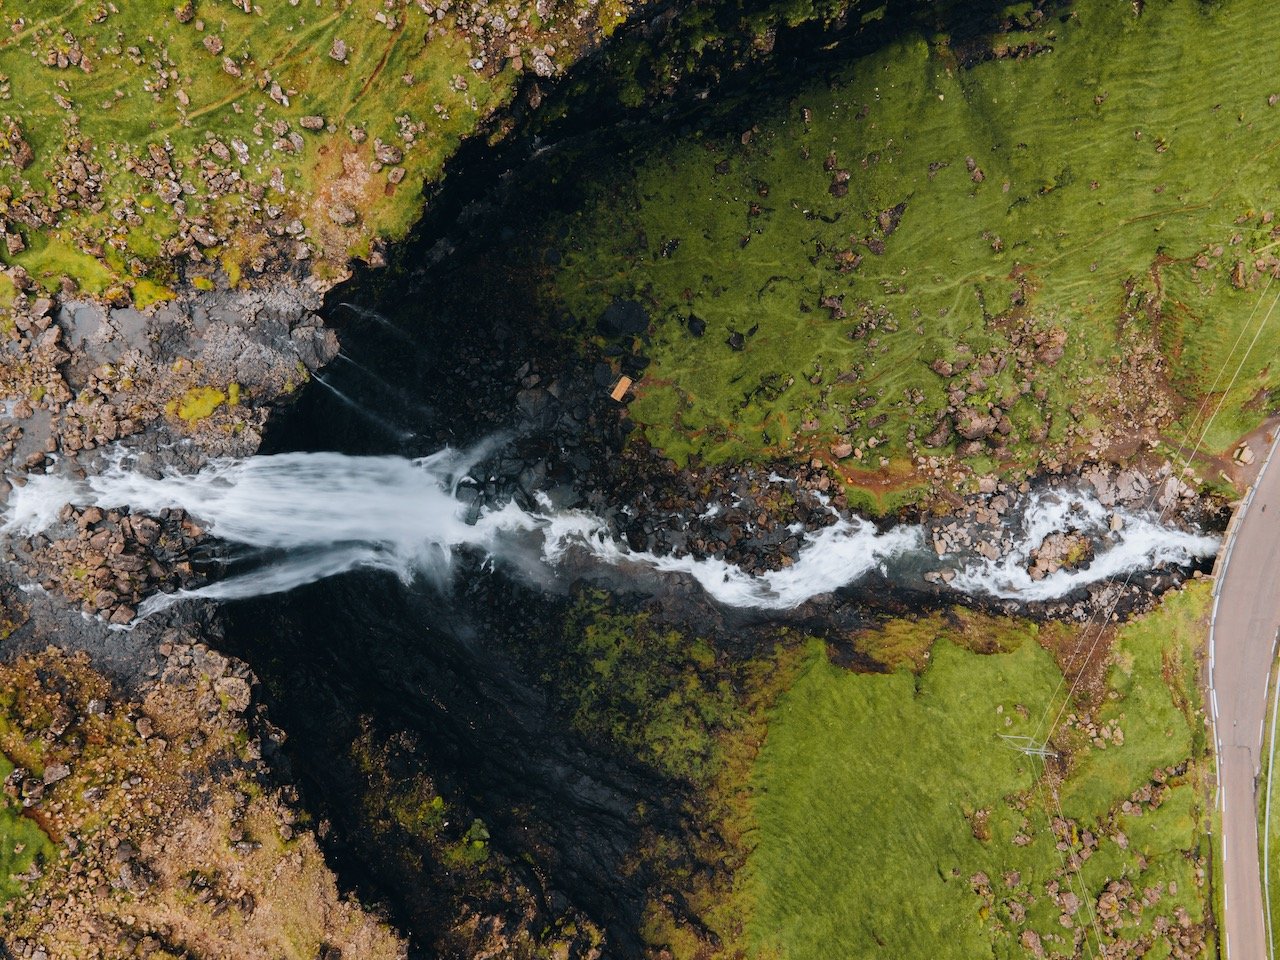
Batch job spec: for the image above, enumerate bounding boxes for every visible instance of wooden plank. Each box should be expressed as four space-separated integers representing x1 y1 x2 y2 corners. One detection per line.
609 376 633 401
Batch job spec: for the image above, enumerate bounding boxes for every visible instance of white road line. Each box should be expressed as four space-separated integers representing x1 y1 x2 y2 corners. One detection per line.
1265 652 1280 960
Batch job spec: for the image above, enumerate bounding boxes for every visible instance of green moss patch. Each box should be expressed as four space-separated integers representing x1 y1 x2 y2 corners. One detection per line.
167 385 227 422
0 752 54 909
553 592 745 786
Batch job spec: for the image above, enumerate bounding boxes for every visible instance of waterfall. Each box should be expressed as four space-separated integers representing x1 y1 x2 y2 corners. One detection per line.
1 448 1220 620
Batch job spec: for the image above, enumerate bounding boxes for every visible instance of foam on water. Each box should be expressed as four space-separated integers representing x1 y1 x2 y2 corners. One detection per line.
1 449 1220 620
948 489 1220 601
539 507 922 610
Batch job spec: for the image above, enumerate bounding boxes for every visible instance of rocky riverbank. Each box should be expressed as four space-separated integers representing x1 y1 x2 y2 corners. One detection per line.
0 632 405 959
0 270 334 617
0 247 421 957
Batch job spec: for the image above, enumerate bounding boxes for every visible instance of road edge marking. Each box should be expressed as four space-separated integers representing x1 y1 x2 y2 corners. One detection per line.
1264 651 1280 960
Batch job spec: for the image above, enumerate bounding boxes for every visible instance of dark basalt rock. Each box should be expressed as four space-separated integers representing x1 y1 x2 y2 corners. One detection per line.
596 299 649 337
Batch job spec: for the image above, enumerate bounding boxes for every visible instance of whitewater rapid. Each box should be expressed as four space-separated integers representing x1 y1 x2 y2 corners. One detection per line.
949 489 1220 601
0 450 1220 619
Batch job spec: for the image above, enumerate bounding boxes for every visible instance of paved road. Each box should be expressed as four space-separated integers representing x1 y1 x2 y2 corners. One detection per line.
1212 433 1280 960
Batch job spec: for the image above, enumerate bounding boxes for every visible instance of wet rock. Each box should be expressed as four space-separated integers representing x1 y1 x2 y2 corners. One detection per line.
132 517 162 545
1028 531 1093 580
975 540 999 561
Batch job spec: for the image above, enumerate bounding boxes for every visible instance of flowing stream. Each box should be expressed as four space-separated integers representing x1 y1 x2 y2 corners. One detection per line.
2 447 1220 619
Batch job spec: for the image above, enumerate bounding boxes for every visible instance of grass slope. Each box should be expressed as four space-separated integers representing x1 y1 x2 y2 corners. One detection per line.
0 0 621 294
0 0 918 298
548 0 1280 508
741 584 1212 959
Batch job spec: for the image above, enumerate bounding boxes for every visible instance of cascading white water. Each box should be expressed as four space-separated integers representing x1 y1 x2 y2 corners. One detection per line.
0 449 1221 620
539 508 922 609
949 490 1220 601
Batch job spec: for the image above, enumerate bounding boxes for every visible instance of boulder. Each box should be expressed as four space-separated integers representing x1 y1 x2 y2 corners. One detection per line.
955 408 997 440
924 422 952 447
597 299 649 337
1035 327 1068 365
214 676 251 713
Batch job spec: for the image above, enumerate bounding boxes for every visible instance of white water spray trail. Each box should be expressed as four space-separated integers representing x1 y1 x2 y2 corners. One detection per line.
336 302 423 348
0 450 1220 619
312 374 415 441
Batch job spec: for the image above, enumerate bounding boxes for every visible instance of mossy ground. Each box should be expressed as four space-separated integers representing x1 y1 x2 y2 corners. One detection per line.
546 0 1280 509
0 603 54 913
0 647 402 958
736 582 1213 959
343 716 609 956
553 592 746 786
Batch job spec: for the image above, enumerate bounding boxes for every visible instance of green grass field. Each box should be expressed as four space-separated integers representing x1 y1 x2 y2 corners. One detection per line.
547 0 1280 509
739 583 1212 959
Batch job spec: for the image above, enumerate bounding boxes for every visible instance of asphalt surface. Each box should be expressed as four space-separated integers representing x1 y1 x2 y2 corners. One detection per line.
1212 434 1280 960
